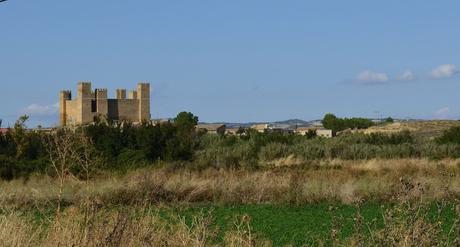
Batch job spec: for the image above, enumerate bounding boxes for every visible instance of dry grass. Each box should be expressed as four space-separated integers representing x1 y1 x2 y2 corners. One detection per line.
363 120 460 137
1 159 460 210
0 205 269 247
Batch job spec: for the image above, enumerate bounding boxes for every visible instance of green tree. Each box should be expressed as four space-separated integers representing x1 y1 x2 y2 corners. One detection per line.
175 111 199 132
167 112 200 161
11 115 29 159
322 113 343 132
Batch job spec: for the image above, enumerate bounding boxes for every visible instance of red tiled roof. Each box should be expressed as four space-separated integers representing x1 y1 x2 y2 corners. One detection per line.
0 128 9 134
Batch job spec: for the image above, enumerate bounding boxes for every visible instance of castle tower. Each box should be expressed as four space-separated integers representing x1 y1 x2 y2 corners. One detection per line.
95 88 108 117
116 89 126 99
137 83 150 122
77 82 93 124
59 90 71 126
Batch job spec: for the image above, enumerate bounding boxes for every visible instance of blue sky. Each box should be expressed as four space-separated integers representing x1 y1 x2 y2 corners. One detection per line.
1 1 460 127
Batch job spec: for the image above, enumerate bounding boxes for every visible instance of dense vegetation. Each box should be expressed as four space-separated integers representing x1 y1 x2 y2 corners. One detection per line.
2 113 460 180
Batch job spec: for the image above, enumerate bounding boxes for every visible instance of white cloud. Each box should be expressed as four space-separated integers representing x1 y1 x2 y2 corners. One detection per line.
396 70 415 81
434 107 451 119
23 102 59 116
354 70 389 84
429 64 458 79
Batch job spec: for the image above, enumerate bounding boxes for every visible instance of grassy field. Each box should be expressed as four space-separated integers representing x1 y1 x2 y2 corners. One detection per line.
2 158 460 246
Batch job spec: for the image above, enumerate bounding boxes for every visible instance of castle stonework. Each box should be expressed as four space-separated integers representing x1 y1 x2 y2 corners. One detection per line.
60 82 151 126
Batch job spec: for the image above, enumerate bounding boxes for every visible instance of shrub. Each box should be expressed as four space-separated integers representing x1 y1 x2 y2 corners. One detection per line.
437 126 460 145
364 131 413 145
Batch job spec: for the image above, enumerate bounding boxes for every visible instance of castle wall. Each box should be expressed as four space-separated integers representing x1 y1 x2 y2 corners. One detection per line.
107 99 140 122
65 100 79 124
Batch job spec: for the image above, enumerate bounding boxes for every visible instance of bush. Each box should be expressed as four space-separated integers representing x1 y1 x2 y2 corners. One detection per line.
364 131 413 145
259 143 291 161
436 126 460 145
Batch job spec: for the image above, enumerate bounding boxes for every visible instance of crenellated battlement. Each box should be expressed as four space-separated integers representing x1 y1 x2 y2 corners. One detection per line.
128 90 137 99
60 90 72 100
116 89 127 99
60 82 151 126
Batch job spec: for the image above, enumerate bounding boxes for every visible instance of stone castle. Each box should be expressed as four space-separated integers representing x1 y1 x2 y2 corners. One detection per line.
60 82 150 126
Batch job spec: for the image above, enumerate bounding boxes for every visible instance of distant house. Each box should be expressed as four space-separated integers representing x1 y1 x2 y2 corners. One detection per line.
225 127 242 135
251 124 270 133
317 129 336 138
152 118 172 126
270 124 294 134
196 124 226 135
294 127 318 135
0 128 8 134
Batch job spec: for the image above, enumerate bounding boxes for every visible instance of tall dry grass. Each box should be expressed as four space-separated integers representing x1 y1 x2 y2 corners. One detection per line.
1 159 460 210
0 205 270 247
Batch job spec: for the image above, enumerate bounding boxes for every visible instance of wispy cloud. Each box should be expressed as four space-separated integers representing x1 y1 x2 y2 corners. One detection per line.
429 64 458 79
23 102 59 116
351 64 459 85
396 70 415 81
434 107 452 119
354 70 389 84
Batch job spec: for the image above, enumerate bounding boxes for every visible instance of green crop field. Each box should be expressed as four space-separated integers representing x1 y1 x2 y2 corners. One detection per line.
19 203 458 246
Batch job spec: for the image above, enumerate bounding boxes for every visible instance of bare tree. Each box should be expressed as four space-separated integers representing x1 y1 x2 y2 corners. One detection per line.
44 129 77 220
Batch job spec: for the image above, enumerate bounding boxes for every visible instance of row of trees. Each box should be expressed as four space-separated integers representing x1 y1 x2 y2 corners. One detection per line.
0 112 201 179
322 113 377 132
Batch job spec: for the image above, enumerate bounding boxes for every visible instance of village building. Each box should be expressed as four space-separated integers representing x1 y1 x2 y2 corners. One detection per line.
269 123 294 134
152 118 172 126
294 127 318 135
250 124 270 133
196 124 226 135
294 127 335 138
225 127 242 135
59 82 150 126
316 129 336 138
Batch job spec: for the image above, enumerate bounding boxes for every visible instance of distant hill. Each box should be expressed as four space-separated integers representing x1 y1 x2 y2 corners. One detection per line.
272 119 309 126
199 119 323 129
